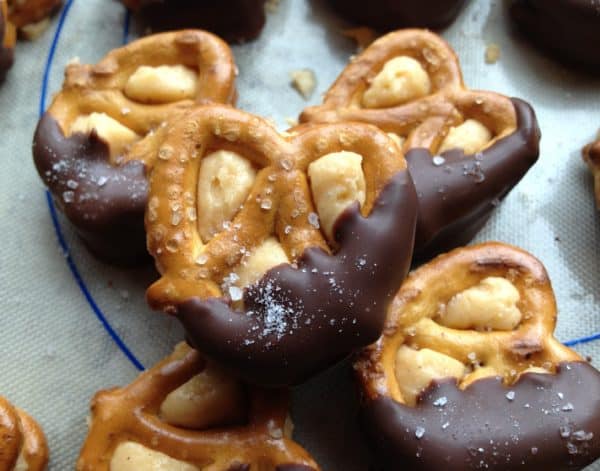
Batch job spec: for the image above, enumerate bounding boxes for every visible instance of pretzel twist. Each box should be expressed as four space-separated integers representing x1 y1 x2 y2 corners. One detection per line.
145 104 417 385
33 30 237 264
355 242 600 470
0 0 15 82
301 29 540 260
77 343 319 470
583 135 600 208
0 396 48 471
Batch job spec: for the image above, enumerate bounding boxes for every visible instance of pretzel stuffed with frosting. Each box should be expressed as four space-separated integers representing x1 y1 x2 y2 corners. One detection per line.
583 133 600 208
0 396 48 471
0 0 15 82
77 342 319 470
354 242 600 470
301 29 540 261
145 104 417 386
33 30 237 264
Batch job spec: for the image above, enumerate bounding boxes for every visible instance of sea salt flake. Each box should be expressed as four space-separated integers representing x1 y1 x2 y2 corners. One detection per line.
433 396 448 407
506 391 515 401
415 426 425 439
308 212 320 228
228 286 243 302
432 155 446 166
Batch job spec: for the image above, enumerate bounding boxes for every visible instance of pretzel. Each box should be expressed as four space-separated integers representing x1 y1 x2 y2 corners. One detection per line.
300 29 540 261
145 104 417 386
354 242 600 470
120 0 267 43
32 30 237 264
0 0 15 82
583 134 600 208
77 342 319 470
7 0 61 29
510 0 600 71
0 396 48 471
326 0 466 30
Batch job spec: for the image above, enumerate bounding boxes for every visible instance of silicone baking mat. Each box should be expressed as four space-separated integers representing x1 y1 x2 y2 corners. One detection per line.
0 0 599 469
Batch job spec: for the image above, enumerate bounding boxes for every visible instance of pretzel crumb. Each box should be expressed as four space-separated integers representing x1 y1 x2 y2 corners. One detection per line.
485 44 500 64
290 69 316 99
19 18 50 40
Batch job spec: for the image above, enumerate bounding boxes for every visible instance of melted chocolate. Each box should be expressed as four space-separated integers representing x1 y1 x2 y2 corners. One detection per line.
361 362 600 470
325 0 467 30
510 0 600 72
406 98 540 262
0 6 14 83
178 171 417 387
125 0 267 43
32 113 149 265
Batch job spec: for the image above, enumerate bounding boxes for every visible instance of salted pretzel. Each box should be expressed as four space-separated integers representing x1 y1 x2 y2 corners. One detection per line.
583 133 600 208
120 0 267 43
145 104 417 386
33 30 237 264
354 242 600 470
300 29 540 261
0 396 48 471
77 342 319 470
0 0 15 82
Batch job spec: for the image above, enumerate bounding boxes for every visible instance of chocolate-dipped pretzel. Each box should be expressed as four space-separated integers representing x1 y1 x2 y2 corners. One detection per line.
0 0 15 82
7 0 61 30
0 396 48 471
301 29 540 261
32 30 237 264
120 0 267 43
325 0 467 30
583 133 600 208
510 0 600 72
146 105 417 386
355 242 600 470
77 342 319 470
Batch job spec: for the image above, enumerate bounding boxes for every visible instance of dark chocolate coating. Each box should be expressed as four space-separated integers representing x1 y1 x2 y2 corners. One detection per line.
510 0 600 71
32 113 149 265
124 0 267 43
361 361 600 470
178 171 418 387
0 6 14 83
276 466 318 471
325 0 467 30
407 98 540 262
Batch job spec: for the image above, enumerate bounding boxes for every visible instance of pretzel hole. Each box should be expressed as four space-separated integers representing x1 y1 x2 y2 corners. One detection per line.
110 442 198 471
69 112 140 163
307 151 366 243
438 119 492 155
436 277 522 331
124 65 198 104
362 56 431 109
196 150 257 244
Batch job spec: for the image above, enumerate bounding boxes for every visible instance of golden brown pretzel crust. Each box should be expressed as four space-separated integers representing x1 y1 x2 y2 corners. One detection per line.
0 396 48 471
47 30 237 168
300 29 517 154
146 104 406 311
77 343 319 470
355 242 581 403
7 0 61 28
583 136 600 208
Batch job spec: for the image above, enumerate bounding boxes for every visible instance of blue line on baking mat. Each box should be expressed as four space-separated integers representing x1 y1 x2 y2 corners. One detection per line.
38 1 600 355
39 0 145 371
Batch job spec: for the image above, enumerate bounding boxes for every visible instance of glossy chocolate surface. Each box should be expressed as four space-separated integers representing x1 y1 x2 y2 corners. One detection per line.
407 98 540 262
0 5 13 83
362 362 600 470
124 0 267 43
178 171 417 387
325 0 467 30
510 0 600 71
32 113 149 265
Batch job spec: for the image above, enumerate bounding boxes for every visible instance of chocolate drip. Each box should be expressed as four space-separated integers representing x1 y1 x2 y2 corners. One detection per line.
178 171 417 387
510 0 600 72
0 6 13 83
32 113 149 265
361 362 600 470
325 0 467 30
406 98 540 262
125 0 267 43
